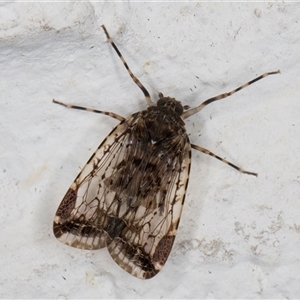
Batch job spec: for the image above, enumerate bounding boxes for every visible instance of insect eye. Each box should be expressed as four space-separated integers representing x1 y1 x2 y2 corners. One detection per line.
157 98 167 106
175 102 183 116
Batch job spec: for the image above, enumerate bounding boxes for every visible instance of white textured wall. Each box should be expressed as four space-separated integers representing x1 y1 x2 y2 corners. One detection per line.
1 2 299 298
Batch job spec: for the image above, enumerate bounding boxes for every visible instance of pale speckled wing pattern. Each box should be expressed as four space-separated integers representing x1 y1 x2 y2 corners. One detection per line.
53 104 191 279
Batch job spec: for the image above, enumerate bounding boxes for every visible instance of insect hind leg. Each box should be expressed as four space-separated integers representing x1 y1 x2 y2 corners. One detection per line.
191 144 257 176
101 25 154 107
52 99 125 122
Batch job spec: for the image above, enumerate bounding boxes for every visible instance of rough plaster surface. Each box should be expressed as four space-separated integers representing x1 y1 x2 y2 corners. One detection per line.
1 2 299 298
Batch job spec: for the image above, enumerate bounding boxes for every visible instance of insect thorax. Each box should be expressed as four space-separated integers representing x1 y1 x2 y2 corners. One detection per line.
143 96 186 144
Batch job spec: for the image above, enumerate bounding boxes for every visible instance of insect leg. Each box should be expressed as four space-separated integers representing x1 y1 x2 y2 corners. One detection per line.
101 25 155 107
191 144 257 176
52 99 125 122
182 70 280 119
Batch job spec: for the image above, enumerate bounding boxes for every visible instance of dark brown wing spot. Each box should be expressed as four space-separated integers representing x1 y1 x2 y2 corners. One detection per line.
108 238 157 279
56 188 77 219
153 235 175 265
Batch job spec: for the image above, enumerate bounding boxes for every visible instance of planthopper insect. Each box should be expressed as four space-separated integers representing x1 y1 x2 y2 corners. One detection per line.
53 25 280 279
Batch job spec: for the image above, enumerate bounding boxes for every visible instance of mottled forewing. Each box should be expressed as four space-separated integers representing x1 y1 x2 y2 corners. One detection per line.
53 111 191 279
53 113 140 249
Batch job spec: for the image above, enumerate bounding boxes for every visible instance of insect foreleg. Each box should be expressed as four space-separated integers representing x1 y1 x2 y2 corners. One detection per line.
52 99 125 122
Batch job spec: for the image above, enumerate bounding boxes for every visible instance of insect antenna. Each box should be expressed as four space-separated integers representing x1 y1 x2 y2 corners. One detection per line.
101 25 155 107
182 70 280 119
